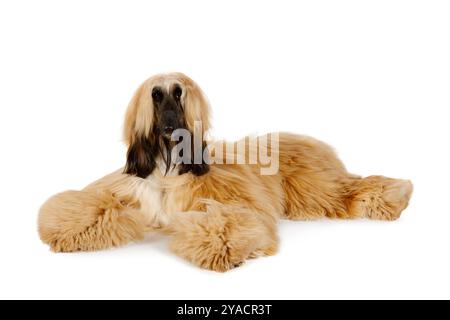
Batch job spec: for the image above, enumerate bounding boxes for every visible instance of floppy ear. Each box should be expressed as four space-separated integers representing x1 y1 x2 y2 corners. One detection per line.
123 83 154 146
124 135 157 178
177 74 212 176
123 81 157 178
181 74 212 138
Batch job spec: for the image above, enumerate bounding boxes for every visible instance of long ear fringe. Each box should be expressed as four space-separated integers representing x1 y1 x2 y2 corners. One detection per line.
123 136 157 178
178 141 210 176
181 74 212 137
179 75 211 177
123 83 154 146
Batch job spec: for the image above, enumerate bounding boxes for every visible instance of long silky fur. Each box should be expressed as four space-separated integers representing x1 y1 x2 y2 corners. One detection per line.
178 140 210 176
38 72 413 273
124 135 157 178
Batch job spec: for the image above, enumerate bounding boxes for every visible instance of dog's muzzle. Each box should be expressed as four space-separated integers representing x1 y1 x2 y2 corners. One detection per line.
160 110 180 139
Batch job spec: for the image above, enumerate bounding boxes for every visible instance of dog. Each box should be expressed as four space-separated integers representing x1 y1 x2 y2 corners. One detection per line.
38 72 413 272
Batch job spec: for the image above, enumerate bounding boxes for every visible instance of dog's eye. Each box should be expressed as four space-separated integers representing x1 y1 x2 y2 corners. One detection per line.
173 86 182 100
152 88 163 103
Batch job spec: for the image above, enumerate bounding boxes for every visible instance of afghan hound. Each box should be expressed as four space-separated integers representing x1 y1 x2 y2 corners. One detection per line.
38 72 413 272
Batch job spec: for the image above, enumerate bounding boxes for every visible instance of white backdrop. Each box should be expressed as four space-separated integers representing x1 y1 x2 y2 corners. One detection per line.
0 0 449 299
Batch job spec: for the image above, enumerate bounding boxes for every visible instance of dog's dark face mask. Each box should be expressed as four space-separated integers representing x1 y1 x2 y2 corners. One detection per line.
152 85 186 140
124 84 209 178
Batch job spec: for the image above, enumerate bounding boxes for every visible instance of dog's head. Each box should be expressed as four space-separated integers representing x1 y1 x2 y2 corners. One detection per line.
123 72 211 178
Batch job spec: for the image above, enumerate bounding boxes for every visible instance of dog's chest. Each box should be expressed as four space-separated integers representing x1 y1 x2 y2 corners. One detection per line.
132 177 169 228
133 172 198 226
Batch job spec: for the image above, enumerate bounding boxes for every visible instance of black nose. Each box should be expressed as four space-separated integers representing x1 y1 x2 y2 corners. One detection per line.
163 126 174 134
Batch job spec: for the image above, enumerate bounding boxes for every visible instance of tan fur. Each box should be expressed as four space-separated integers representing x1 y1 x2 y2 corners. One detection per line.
123 72 211 146
38 73 413 272
38 170 165 252
38 190 147 252
159 133 412 271
168 201 278 272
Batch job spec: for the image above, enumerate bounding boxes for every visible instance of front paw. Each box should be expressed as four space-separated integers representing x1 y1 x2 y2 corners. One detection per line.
168 203 278 272
170 223 248 272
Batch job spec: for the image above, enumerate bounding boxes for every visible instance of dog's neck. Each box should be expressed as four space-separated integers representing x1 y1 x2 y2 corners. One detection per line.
156 152 180 177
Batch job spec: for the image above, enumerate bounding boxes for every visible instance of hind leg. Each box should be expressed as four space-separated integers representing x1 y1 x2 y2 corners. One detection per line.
278 134 412 220
346 175 413 221
38 190 149 252
283 174 413 221
166 201 278 272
